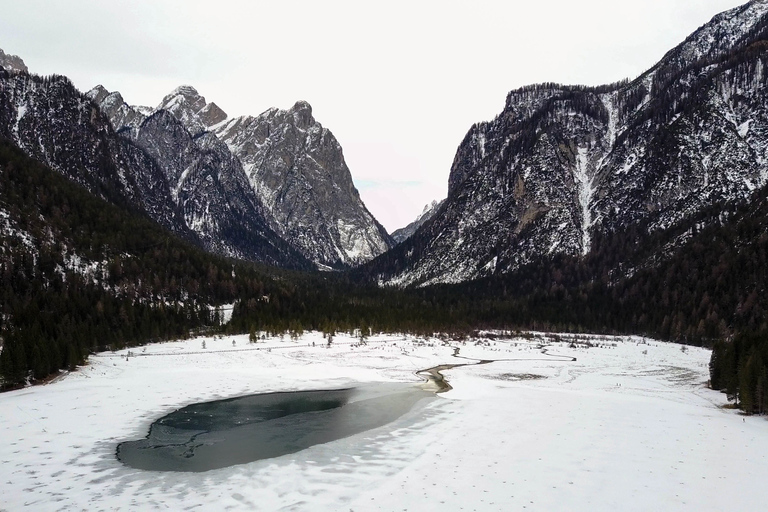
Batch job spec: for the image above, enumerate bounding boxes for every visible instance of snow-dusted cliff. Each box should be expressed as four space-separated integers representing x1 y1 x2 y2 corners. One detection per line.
370 0 768 286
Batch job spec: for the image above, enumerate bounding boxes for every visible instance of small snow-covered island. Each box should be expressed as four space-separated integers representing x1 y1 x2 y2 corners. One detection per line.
1 331 765 511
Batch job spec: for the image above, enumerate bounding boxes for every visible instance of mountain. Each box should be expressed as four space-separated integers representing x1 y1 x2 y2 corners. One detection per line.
213 101 393 268
86 85 307 267
0 49 27 73
391 199 444 244
0 136 313 386
93 84 393 268
155 85 226 136
0 63 307 269
0 70 185 234
366 0 768 287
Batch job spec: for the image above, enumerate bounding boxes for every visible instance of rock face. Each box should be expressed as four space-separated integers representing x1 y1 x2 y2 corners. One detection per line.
84 85 308 267
214 101 393 267
0 71 184 234
369 0 768 287
156 86 227 136
89 83 392 268
391 200 444 245
0 49 27 73
0 69 308 268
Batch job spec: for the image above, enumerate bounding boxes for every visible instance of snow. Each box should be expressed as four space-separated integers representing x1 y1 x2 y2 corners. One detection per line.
737 119 752 138
13 100 27 141
573 146 594 254
1 332 766 511
336 218 386 264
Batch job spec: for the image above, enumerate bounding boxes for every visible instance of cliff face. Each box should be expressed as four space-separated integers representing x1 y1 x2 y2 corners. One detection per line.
0 49 28 73
368 0 768 286
90 84 392 268
0 72 186 236
214 101 393 267
85 86 310 267
0 69 308 269
391 200 444 245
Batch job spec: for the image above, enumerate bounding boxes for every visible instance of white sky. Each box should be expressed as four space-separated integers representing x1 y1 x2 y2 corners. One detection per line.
0 0 747 231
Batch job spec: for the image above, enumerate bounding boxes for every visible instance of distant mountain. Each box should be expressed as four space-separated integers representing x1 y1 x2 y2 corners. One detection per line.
0 66 308 269
0 49 27 73
91 84 392 268
86 85 306 266
214 101 393 267
391 200 444 244
366 0 768 287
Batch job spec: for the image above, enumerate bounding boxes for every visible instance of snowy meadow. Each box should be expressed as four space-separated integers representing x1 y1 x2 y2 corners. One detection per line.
1 332 766 511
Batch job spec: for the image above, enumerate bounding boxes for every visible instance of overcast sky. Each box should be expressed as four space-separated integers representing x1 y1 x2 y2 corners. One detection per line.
0 0 747 231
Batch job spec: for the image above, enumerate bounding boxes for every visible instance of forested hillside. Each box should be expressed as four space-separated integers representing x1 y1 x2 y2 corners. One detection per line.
0 138 290 387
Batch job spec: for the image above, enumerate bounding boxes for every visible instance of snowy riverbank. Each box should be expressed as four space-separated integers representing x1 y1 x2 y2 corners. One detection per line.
1 332 766 511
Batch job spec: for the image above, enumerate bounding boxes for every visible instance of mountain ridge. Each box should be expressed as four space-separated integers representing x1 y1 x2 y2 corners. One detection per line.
365 0 768 287
89 84 393 268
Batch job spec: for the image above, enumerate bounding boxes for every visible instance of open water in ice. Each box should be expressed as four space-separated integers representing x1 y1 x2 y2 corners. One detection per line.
117 383 433 472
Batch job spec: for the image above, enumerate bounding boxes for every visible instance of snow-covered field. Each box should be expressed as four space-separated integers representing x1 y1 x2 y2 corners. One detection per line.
1 332 766 511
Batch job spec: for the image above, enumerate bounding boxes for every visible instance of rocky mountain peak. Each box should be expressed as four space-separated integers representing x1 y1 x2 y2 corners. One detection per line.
290 100 313 129
157 85 228 135
214 101 393 267
86 85 147 133
391 199 445 245
86 81 390 268
86 84 110 104
0 48 28 73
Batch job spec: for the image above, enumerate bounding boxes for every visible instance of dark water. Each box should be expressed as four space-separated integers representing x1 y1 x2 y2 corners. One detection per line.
117 384 432 472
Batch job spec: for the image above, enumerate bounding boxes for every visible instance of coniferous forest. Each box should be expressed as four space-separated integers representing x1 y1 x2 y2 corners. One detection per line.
1 135 767 414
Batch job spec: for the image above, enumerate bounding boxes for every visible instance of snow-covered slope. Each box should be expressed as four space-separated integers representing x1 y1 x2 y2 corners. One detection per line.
1 331 763 511
391 199 444 245
372 0 768 287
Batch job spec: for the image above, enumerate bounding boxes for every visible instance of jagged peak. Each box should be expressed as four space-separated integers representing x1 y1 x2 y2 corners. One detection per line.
290 100 312 113
290 100 314 129
168 84 201 99
0 48 28 73
198 101 227 127
158 85 204 110
86 84 110 103
157 85 228 131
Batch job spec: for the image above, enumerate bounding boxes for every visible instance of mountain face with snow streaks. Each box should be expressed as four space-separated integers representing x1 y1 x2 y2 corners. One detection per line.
90 84 392 268
391 200 445 245
0 67 308 268
156 85 227 136
85 86 308 267
0 71 186 235
214 101 393 267
368 0 768 287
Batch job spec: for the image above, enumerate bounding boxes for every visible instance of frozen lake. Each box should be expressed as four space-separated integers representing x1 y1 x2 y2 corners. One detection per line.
1 331 766 511
117 385 433 472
